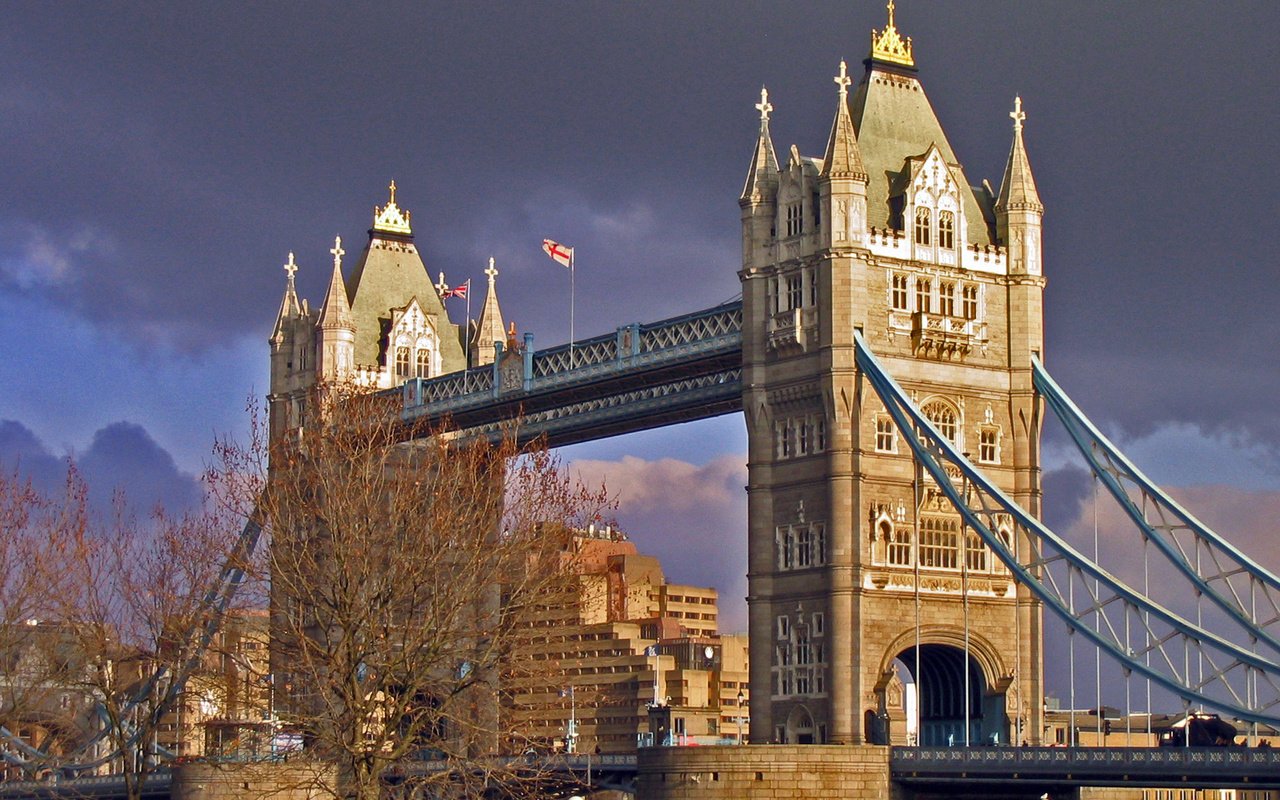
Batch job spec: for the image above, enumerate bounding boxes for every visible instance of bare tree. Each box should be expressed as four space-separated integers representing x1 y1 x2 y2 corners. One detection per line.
211 389 609 800
32 467 247 800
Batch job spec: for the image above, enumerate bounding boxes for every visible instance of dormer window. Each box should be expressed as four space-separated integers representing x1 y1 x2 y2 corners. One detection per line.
415 349 431 379
395 346 410 378
914 207 931 246
786 203 804 237
938 210 955 249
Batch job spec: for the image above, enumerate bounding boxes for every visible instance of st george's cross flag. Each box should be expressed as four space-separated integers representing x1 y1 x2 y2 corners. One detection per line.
542 239 574 269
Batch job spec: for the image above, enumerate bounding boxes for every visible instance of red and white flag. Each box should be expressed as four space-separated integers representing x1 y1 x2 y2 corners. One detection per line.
542 239 574 269
442 280 469 299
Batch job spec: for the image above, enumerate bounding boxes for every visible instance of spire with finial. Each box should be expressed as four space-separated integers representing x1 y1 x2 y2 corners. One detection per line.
372 179 413 236
740 86 780 205
271 251 303 341
470 256 507 368
822 60 867 181
317 235 354 330
870 0 914 68
996 96 1043 214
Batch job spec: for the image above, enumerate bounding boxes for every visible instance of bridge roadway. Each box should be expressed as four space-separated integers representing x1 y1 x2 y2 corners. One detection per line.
9 748 1280 798
396 300 743 447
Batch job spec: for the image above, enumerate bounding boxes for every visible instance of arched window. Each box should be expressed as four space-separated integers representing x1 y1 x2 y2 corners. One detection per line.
921 399 957 443
915 278 931 313
938 210 955 249
415 348 431 379
914 206 932 246
395 346 411 378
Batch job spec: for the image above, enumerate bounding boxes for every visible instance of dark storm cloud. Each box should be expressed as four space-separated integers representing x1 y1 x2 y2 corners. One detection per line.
0 420 201 514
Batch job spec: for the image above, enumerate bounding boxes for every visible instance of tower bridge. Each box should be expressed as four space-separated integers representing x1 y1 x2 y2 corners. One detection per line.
8 4 1280 799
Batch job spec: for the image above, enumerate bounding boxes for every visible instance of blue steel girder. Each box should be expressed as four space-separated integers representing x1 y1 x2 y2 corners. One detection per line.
398 302 744 447
1033 358 1280 657
853 331 1280 727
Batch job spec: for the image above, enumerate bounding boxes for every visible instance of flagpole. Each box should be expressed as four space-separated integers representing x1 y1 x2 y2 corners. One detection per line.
464 278 472 389
569 250 575 368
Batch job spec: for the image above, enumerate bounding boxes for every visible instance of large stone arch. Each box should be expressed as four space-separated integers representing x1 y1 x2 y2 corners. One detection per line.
874 625 1011 746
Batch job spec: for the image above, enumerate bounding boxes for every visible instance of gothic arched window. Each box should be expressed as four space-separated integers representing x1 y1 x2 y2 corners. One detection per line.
938 210 955 249
395 346 410 378
914 206 932 246
921 399 958 443
415 348 431 379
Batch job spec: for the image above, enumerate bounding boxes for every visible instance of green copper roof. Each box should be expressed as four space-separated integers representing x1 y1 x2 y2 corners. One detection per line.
850 64 993 246
345 233 467 373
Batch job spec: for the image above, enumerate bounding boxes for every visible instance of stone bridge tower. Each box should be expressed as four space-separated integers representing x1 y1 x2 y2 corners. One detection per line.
739 6 1046 747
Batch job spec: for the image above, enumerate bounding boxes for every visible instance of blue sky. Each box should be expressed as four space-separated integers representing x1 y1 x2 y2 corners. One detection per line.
2 2 1278 640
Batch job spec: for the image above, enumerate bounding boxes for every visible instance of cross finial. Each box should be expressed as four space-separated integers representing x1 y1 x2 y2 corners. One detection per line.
1011 96 1026 133
834 60 851 99
435 271 449 296
887 0 896 27
388 180 397 205
755 86 772 122
283 251 298 281
485 256 499 285
330 236 344 269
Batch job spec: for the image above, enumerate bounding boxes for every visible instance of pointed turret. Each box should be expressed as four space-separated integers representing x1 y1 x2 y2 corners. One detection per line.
739 86 780 206
996 96 1043 214
271 252 303 344
316 236 356 381
317 236 354 330
996 97 1045 276
821 61 867 182
470 257 506 368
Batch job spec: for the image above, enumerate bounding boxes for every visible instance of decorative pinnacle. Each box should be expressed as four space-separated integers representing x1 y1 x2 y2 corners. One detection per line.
485 256 499 286
1011 95 1026 133
283 251 298 281
388 179 397 204
435 271 449 297
834 60 851 99
755 86 773 122
329 236 344 269
870 0 914 67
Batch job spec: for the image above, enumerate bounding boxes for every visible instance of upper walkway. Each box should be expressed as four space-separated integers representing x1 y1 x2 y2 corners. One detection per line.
397 300 743 447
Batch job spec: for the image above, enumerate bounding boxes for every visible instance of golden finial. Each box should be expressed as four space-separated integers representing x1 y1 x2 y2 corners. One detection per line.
1010 96 1026 134
388 179 397 204
372 180 413 235
870 0 914 67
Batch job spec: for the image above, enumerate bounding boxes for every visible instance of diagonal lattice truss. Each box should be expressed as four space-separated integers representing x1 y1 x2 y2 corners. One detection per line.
853 332 1280 727
0 517 263 775
1033 359 1280 659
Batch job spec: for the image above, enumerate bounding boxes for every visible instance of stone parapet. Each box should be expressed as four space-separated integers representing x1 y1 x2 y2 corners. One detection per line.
171 761 335 800
636 744 897 800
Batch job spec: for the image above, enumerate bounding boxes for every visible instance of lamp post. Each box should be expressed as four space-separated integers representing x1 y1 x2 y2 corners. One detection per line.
563 686 577 754
737 690 746 745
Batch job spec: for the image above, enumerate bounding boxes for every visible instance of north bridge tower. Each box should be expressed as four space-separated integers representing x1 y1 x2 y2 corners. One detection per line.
739 4 1046 747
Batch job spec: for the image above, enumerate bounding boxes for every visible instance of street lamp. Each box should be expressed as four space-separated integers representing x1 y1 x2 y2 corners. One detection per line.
737 690 746 745
562 686 577 754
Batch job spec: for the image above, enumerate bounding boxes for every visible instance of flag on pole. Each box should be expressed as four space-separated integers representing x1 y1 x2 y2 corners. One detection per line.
442 280 469 299
542 239 574 269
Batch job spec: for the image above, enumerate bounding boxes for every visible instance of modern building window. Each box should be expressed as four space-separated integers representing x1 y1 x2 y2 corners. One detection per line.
939 282 955 316
922 400 958 443
938 210 955 249
891 274 909 311
915 278 931 313
875 415 896 453
919 516 960 569
914 206 931 246
415 348 431 379
962 284 979 320
395 346 411 377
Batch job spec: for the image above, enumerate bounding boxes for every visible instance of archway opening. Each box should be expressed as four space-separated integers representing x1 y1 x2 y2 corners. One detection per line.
897 644 992 746
783 705 815 744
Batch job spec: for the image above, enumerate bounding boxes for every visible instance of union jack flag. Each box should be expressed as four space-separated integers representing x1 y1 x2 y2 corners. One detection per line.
442 281 469 299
